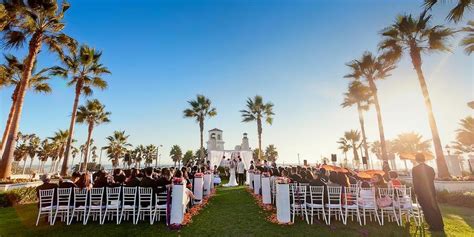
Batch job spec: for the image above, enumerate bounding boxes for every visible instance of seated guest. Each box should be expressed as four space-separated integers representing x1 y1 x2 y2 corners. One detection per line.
156 168 172 193
358 181 375 206
59 171 80 188
140 167 158 192
289 167 302 183
76 172 92 190
36 174 59 199
308 171 326 187
113 168 126 185
371 173 387 189
319 168 328 182
336 172 350 187
125 168 141 187
387 171 402 188
93 170 109 188
174 170 195 200
326 172 341 187
181 167 192 189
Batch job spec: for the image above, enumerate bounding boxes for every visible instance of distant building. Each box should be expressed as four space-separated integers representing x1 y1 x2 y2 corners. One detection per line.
207 128 224 151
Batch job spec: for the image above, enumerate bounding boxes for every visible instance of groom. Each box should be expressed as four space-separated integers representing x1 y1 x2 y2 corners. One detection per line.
237 157 245 186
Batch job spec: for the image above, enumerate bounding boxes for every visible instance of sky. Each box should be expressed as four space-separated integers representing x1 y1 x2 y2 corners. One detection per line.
0 0 472 167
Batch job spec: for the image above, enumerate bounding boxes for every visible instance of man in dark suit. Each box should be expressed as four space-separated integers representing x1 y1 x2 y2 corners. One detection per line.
36 174 59 206
412 153 444 232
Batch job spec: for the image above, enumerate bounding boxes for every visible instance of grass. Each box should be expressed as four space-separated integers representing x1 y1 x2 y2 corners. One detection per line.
0 186 472 237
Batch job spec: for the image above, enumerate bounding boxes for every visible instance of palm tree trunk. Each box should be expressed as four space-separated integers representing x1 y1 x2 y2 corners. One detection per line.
367 79 390 171
257 119 262 160
81 123 94 172
357 103 370 168
28 156 34 173
0 32 43 179
410 49 450 178
22 158 27 174
61 87 82 176
199 119 204 162
0 89 18 153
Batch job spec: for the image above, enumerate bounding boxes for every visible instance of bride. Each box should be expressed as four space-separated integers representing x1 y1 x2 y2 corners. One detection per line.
223 159 238 187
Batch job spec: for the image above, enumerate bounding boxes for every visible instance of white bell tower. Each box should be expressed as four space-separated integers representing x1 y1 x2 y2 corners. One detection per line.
207 128 225 151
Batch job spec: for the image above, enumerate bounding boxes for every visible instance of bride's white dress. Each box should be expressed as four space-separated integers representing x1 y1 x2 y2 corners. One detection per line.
224 167 238 187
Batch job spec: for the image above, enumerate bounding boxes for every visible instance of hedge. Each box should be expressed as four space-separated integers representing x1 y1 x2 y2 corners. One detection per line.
437 190 474 208
0 187 37 207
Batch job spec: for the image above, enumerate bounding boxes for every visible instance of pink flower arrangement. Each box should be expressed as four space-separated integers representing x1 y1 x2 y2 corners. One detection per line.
172 177 184 185
275 177 290 184
254 170 261 175
194 173 204 178
262 172 271 177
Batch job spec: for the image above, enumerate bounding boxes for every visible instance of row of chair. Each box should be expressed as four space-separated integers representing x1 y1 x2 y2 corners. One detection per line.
36 187 168 226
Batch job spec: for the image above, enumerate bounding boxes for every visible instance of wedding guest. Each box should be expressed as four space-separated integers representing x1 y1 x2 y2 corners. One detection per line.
289 167 302 183
140 167 158 193
113 168 126 185
387 171 402 188
125 168 141 187
76 172 92 190
156 168 172 193
412 153 444 232
36 174 58 199
93 171 109 188
249 160 255 170
371 173 387 189
59 171 80 188
319 168 328 182
237 158 245 186
174 170 195 200
326 172 341 187
336 172 350 187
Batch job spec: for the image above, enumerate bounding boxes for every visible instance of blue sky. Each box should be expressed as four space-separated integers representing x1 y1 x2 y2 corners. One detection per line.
1 0 472 166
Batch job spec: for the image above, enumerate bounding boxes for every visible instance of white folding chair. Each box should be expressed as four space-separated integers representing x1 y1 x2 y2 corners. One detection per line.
154 191 168 222
121 187 137 223
342 187 361 225
325 186 343 225
85 187 104 224
102 187 122 224
136 187 153 224
290 185 309 224
53 188 72 225
307 186 327 225
69 188 88 225
36 189 55 226
349 183 358 190
395 187 423 226
358 187 381 225
378 188 400 226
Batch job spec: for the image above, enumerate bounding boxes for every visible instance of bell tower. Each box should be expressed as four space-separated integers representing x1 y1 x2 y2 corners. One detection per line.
207 128 225 151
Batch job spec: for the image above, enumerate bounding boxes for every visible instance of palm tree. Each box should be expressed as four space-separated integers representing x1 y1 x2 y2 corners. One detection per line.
424 0 473 23
104 131 131 169
240 95 275 160
182 150 194 166
183 95 217 161
380 11 454 178
252 148 261 161
460 21 474 55
392 132 432 171
26 134 40 173
345 52 395 170
264 144 278 162
49 129 69 173
341 80 373 166
37 139 54 173
0 0 76 179
337 137 352 164
344 130 361 167
144 145 158 167
451 116 474 154
0 55 53 152
134 145 145 168
52 45 110 176
70 146 79 169
170 145 182 167
76 99 111 172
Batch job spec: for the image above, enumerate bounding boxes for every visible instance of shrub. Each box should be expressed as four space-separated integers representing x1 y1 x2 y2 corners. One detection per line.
436 190 474 208
0 187 37 207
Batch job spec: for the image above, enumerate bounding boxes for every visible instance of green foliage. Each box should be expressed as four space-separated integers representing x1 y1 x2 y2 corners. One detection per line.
0 187 37 207
437 190 474 208
182 150 194 165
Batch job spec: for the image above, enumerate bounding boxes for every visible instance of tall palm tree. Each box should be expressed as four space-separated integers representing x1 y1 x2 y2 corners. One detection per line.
76 99 111 172
341 80 373 166
0 55 53 153
170 145 182 167
240 95 275 160
144 145 157 167
461 21 474 55
451 116 474 154
37 139 54 173
337 137 352 164
52 45 110 176
133 145 145 168
344 130 361 167
70 146 79 169
49 129 69 173
380 11 454 178
0 0 76 179
264 144 278 162
104 131 131 168
392 132 432 170
345 52 395 171
182 150 194 166
424 0 473 23
183 95 217 161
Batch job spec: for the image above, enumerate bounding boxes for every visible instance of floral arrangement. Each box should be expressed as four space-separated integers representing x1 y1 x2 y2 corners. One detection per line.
253 170 261 175
245 187 293 225
194 173 204 178
248 170 254 174
172 177 184 185
168 188 216 230
275 177 290 184
262 172 271 177
204 170 212 175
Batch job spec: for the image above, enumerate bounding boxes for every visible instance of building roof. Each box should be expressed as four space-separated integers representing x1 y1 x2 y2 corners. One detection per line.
209 128 223 132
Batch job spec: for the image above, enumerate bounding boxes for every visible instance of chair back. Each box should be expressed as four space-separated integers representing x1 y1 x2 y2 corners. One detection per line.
327 186 342 205
290 185 307 204
138 187 153 207
395 186 413 208
122 187 137 206
89 187 104 207
309 186 324 205
343 187 358 206
73 188 88 207
106 187 121 205
56 188 72 207
349 183 358 190
299 183 310 187
39 189 55 207
359 187 376 207
156 191 168 205
378 187 395 198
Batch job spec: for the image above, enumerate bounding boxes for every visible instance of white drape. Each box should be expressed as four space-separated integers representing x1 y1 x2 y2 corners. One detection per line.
208 150 252 170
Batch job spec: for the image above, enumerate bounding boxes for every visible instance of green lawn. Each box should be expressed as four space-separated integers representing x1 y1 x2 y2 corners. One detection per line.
0 186 472 237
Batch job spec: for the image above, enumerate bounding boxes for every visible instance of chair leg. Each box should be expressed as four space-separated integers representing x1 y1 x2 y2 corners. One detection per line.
35 212 41 226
